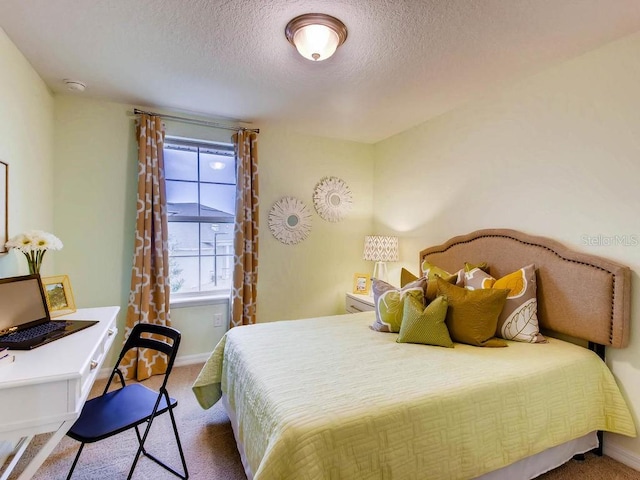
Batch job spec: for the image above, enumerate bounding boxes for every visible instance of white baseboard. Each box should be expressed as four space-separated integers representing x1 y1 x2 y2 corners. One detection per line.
604 442 640 471
174 352 211 367
98 352 211 379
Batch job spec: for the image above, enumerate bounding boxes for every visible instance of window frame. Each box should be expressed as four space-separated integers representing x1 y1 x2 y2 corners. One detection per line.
164 136 236 306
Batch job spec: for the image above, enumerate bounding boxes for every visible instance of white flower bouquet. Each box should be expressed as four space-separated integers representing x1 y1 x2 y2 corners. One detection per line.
5 230 63 275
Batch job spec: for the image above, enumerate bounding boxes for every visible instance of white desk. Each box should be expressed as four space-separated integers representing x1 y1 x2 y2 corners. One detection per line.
0 306 119 480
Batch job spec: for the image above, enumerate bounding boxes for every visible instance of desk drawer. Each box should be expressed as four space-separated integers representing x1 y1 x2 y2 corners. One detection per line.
78 320 117 403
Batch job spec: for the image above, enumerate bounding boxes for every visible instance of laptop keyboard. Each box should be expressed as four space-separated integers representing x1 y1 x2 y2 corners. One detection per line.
0 321 68 343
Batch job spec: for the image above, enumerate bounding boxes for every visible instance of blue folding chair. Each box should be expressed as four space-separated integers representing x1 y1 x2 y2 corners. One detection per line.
66 323 188 479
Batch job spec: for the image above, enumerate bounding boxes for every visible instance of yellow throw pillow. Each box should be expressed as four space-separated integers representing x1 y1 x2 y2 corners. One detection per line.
421 261 459 283
397 295 453 347
400 267 421 288
415 262 489 301
419 263 459 301
436 277 508 347
464 264 545 343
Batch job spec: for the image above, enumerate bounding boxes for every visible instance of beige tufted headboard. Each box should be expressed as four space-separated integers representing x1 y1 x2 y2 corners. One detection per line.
420 229 632 348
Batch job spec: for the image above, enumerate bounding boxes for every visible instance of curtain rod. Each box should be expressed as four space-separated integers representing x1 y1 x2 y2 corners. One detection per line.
132 108 259 134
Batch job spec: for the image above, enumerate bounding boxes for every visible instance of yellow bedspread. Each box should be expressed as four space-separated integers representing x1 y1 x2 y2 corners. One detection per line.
193 312 635 480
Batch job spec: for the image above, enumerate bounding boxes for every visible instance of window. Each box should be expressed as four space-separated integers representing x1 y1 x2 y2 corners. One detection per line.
164 138 236 297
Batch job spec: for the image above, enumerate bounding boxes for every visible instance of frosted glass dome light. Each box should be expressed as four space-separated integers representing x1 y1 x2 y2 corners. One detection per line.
285 14 347 62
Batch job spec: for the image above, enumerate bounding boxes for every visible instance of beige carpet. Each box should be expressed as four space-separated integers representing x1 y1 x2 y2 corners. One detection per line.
4 363 639 479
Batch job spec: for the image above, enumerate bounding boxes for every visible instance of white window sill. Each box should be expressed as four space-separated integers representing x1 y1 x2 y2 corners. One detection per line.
170 293 230 309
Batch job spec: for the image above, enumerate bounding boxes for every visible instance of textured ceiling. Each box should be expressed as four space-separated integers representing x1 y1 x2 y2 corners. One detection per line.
1 0 640 143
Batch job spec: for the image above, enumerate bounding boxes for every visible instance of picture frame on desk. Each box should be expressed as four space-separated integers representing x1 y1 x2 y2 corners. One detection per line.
42 275 77 317
352 273 371 295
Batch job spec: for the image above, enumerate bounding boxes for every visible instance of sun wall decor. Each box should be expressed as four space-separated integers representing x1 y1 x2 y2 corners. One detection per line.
268 196 313 245
312 176 352 222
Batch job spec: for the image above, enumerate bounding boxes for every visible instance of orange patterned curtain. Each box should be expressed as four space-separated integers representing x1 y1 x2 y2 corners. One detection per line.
121 114 171 380
230 130 259 327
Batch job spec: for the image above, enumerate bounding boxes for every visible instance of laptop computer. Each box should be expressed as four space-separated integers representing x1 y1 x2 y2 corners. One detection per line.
0 274 97 350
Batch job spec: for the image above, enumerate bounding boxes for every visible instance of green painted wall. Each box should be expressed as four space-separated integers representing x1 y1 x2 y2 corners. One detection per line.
258 128 374 322
51 96 374 364
6 19 640 469
0 28 55 278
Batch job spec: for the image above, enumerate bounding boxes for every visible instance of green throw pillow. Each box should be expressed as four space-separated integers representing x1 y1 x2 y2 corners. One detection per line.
436 277 509 347
397 295 453 347
421 261 459 283
404 262 490 302
420 261 489 280
464 261 490 273
371 277 427 333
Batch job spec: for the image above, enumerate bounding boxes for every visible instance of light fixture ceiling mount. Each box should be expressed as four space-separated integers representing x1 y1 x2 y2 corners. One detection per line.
285 13 347 62
63 79 86 92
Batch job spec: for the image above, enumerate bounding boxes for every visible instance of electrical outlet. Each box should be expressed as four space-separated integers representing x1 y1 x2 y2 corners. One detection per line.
213 313 223 327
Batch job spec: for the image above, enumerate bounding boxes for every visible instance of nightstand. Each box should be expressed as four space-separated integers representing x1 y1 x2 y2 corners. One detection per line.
345 292 375 313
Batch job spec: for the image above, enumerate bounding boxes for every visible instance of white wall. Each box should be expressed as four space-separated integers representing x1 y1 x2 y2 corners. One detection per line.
373 31 640 463
0 28 55 278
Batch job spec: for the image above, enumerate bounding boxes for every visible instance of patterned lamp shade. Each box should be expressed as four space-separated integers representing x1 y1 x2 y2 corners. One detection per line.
363 236 399 262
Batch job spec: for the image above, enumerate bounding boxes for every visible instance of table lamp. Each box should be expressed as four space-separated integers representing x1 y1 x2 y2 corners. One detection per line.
363 235 399 284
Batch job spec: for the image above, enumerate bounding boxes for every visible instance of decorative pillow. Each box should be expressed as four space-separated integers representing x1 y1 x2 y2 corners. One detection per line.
417 262 489 301
436 277 508 347
400 267 421 288
371 277 427 333
421 261 489 282
397 295 453 347
464 261 489 273
464 264 545 343
421 261 460 283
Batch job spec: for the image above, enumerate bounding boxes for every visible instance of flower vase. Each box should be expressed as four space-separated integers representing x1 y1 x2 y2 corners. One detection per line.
28 261 39 275
5 230 63 275
24 250 45 276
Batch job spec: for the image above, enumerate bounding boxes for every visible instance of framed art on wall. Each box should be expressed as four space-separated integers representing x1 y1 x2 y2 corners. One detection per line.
42 275 77 317
0 161 7 254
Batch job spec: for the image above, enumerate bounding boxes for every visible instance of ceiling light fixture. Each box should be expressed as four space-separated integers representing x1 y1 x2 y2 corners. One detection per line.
63 79 86 92
285 13 347 62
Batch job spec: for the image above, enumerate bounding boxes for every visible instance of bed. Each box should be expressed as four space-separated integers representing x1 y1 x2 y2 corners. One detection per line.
193 228 636 480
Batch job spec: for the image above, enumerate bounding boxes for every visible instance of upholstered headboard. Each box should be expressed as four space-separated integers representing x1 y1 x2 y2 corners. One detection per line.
420 229 631 348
